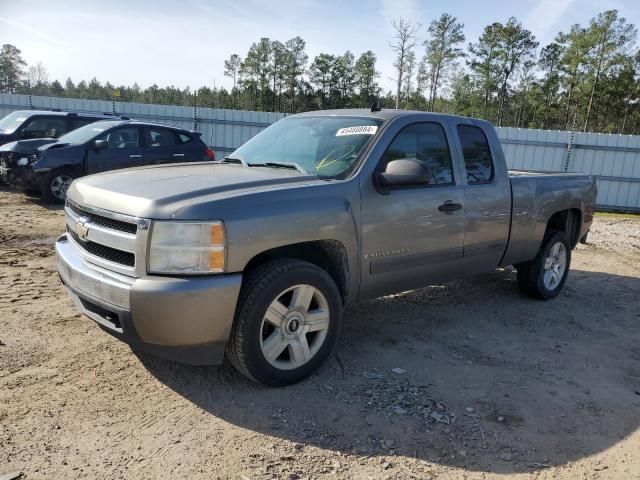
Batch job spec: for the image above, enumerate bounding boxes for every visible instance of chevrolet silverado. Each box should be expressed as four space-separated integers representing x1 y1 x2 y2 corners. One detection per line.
55 108 596 386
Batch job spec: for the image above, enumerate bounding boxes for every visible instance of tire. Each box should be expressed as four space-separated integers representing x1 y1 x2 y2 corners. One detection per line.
40 168 76 204
226 259 343 386
516 230 571 300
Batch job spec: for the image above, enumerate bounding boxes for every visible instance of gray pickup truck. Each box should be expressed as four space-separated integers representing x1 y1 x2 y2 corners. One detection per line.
56 108 596 386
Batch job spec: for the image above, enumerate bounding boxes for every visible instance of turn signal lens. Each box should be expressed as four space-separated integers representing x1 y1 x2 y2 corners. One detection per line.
210 223 224 245
208 250 225 270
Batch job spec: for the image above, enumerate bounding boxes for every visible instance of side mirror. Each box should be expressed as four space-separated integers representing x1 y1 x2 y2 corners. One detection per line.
94 139 108 149
376 158 432 188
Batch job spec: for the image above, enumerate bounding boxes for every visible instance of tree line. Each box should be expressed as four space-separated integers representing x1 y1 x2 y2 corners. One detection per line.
1 9 639 134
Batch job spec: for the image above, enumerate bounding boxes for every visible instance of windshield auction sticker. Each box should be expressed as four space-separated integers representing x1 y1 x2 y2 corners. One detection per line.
336 125 378 136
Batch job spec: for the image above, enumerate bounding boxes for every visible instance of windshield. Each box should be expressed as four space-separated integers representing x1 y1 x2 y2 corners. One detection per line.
230 116 383 178
0 112 29 134
56 120 117 144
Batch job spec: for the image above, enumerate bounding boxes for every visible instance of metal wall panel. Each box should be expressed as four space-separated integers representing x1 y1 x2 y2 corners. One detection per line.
496 126 640 211
1 94 638 211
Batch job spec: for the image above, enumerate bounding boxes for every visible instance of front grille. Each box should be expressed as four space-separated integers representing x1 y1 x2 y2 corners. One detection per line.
68 228 135 267
67 202 137 235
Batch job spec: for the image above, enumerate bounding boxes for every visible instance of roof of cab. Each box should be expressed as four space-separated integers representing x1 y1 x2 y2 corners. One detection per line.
294 108 484 124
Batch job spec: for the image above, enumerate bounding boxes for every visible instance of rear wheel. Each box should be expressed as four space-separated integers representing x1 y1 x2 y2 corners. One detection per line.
226 259 342 386
516 230 571 300
40 168 75 204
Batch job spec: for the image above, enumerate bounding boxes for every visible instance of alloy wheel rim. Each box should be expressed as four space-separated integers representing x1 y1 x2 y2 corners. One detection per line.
543 242 567 290
259 284 330 370
50 175 73 200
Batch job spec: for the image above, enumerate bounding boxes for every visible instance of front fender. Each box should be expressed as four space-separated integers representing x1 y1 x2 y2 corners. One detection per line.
31 146 85 173
171 181 361 299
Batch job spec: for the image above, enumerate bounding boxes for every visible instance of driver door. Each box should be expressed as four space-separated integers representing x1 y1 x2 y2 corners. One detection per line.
86 126 143 174
359 120 466 299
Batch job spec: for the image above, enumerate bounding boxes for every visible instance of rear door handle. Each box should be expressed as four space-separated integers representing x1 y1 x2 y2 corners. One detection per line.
129 154 142 158
438 200 462 213
173 153 185 157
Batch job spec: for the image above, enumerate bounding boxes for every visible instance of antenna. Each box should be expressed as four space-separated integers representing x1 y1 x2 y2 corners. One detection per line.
371 100 382 112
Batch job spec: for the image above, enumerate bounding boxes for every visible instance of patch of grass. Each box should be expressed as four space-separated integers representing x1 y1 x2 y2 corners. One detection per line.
594 211 640 220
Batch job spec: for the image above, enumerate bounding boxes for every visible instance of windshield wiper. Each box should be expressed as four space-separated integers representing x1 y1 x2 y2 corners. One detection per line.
220 156 248 167
252 161 307 174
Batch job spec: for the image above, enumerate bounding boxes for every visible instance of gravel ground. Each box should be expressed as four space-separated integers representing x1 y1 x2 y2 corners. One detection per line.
1 187 639 480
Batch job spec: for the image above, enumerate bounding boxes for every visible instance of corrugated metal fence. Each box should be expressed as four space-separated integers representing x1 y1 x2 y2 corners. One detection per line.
1 94 639 211
0 93 286 161
498 127 640 212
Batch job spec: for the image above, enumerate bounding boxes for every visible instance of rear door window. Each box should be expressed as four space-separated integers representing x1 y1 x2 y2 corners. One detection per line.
145 128 177 147
457 125 494 184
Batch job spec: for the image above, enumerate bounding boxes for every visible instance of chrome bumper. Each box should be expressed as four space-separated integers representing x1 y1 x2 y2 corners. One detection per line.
56 234 243 365
57 234 134 309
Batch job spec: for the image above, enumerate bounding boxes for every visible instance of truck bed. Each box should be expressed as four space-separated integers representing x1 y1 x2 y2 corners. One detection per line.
500 169 597 267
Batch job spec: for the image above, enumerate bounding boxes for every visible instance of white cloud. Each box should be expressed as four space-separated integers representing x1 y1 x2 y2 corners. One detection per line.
380 0 421 31
523 0 578 44
0 16 68 48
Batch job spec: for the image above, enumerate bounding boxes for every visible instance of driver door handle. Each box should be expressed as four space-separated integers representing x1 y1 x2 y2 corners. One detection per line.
173 153 185 157
129 154 142 158
438 200 462 213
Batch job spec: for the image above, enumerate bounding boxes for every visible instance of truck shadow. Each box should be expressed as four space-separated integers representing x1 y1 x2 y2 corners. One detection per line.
138 266 640 474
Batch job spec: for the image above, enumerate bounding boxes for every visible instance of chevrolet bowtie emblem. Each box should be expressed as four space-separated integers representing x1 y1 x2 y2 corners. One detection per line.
74 217 90 241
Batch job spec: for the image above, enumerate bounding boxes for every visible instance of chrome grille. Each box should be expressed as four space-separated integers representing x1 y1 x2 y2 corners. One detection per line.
64 201 147 277
67 201 137 234
67 228 135 267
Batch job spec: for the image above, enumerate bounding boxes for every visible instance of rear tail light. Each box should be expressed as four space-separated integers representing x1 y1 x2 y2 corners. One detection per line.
204 147 215 160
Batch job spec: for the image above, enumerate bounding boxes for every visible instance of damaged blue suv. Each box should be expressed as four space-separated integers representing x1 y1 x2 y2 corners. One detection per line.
0 119 215 203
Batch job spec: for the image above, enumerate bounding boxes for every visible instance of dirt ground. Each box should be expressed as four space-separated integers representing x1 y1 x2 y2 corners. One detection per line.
1 187 639 480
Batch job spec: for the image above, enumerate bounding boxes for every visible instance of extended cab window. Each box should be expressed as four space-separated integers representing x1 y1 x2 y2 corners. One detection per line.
381 122 454 185
457 125 494 184
145 128 177 147
98 127 139 149
21 117 67 138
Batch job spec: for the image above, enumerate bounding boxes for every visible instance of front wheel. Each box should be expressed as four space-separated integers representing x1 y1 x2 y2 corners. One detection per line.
516 230 571 300
40 168 76 204
226 259 342 386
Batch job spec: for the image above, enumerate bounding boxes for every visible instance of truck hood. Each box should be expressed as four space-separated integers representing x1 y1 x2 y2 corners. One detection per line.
0 138 57 154
68 162 319 219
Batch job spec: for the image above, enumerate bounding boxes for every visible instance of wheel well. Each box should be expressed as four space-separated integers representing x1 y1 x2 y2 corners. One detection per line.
49 164 82 177
243 240 350 304
546 209 582 247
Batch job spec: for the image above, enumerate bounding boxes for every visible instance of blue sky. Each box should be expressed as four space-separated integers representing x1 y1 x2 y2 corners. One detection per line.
1 0 638 94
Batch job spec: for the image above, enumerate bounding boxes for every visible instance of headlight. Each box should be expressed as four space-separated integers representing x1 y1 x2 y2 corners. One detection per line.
148 221 225 274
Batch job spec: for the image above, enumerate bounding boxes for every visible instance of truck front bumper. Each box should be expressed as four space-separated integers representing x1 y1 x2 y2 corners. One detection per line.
55 233 242 365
